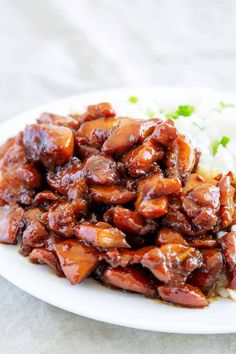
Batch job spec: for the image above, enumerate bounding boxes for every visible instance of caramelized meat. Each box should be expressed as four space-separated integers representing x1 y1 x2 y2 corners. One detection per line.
158 284 208 308
24 124 74 168
77 117 122 145
90 185 136 205
33 190 59 208
219 231 236 289
156 227 187 246
104 246 154 268
0 144 41 205
29 248 64 277
135 173 181 218
165 135 195 181
21 208 49 255
123 141 164 177
37 112 79 130
83 154 119 185
187 235 217 249
0 136 17 159
103 119 160 155
75 222 130 248
42 202 77 237
0 101 235 309
99 266 156 297
47 158 88 215
0 204 24 244
111 206 156 236
151 119 177 146
76 102 116 124
182 183 220 232
218 175 235 228
189 249 224 294
141 244 202 284
54 238 100 284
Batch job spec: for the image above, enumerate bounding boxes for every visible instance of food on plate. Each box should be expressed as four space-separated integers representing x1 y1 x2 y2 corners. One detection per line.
1 101 236 309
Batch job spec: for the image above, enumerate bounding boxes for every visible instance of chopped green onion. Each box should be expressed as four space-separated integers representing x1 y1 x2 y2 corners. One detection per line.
193 122 205 131
212 141 220 156
177 105 195 117
165 105 195 120
128 96 138 103
145 109 155 118
166 112 179 120
211 136 230 155
215 101 235 112
221 136 230 147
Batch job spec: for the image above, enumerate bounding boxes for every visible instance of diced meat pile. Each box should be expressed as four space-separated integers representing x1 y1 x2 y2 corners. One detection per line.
1 102 236 308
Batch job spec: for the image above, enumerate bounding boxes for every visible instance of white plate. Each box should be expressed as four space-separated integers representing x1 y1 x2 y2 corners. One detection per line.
1 86 236 334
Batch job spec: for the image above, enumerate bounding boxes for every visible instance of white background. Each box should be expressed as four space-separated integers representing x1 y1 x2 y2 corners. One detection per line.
1 0 236 353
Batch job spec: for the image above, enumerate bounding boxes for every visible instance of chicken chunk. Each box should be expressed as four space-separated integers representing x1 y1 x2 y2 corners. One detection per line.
24 124 74 168
103 119 160 155
54 238 100 284
37 112 79 130
0 204 24 244
98 266 156 297
141 244 202 284
75 222 130 248
83 154 119 185
29 248 64 277
158 284 208 308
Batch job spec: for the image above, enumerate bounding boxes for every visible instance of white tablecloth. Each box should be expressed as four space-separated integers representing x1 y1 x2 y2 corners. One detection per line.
1 1 236 353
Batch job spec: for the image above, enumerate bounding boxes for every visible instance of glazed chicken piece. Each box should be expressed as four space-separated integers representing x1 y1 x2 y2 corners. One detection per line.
102 119 160 155
75 222 130 248
104 246 155 268
23 124 74 168
21 207 49 256
187 235 217 249
53 238 100 284
110 206 157 236
218 174 235 228
141 244 202 284
47 158 88 215
182 182 220 232
219 231 236 289
189 249 224 295
37 112 79 130
165 135 196 181
0 204 24 244
29 248 64 277
151 119 177 146
0 136 17 159
98 266 156 297
156 227 188 246
135 173 181 218
74 102 116 125
46 157 83 194
33 190 59 209
0 144 42 205
122 140 164 177
83 153 119 185
76 117 124 146
158 284 208 308
162 205 192 235
41 201 77 237
90 185 136 205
